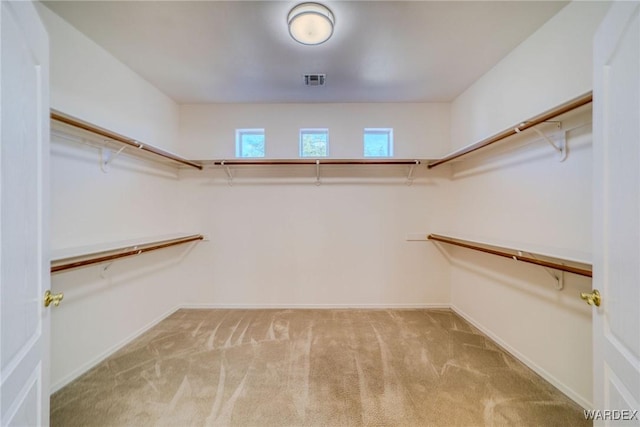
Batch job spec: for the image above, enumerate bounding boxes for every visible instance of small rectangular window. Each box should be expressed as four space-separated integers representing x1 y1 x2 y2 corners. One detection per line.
236 129 265 158
300 128 329 157
364 128 393 157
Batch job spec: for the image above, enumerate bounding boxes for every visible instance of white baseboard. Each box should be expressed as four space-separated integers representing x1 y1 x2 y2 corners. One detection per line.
50 304 182 394
180 302 451 310
450 304 592 411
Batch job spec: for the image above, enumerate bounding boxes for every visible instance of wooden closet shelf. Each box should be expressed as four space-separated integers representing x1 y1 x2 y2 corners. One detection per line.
428 233 592 277
51 110 203 170
51 234 204 273
427 92 593 169
201 159 427 166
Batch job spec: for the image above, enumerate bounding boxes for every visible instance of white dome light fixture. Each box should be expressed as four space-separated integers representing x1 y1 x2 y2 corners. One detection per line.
288 3 335 45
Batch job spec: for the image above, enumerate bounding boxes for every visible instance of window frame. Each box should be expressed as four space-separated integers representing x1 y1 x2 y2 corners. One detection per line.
363 128 394 158
235 128 266 158
299 128 330 158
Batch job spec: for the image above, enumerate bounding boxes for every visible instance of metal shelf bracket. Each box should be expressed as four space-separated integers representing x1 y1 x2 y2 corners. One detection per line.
221 160 234 185
406 161 418 186
519 250 565 290
515 121 567 162
100 145 127 173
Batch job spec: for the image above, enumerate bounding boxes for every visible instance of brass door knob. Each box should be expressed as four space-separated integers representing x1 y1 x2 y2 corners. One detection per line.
44 290 64 307
580 289 601 307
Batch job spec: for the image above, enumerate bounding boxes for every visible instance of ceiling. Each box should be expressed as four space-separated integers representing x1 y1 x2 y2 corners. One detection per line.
42 1 568 104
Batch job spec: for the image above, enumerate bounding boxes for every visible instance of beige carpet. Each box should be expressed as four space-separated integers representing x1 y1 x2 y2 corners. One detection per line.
51 309 589 426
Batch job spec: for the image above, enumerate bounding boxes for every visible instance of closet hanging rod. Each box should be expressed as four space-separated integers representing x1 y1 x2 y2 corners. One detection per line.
51 234 204 273
50 110 203 170
428 234 592 277
212 159 422 166
427 91 593 169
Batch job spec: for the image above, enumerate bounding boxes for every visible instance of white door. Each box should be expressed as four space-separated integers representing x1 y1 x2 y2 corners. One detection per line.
592 1 640 424
0 1 50 426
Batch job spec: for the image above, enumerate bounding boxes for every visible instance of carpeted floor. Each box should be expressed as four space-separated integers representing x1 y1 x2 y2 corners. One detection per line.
51 309 590 426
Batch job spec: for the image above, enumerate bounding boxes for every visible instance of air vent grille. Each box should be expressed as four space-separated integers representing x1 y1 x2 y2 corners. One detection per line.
303 74 326 87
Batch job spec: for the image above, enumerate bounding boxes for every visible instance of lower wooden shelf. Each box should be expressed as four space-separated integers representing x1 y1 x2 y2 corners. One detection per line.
51 234 204 273
428 233 592 277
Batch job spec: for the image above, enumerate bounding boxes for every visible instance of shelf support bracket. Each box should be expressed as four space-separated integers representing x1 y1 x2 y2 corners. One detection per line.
519 251 564 290
100 145 126 173
406 161 418 186
315 160 321 186
221 161 233 186
100 262 114 279
515 121 567 162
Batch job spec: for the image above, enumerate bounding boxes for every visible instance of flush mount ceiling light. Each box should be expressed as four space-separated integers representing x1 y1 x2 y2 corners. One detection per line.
288 3 335 45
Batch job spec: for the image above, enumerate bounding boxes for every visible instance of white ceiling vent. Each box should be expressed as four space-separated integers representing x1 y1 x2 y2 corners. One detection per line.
303 74 326 87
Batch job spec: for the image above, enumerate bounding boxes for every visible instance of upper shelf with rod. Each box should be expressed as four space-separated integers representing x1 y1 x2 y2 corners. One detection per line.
51 110 203 171
427 92 593 169
202 159 424 166
198 158 428 185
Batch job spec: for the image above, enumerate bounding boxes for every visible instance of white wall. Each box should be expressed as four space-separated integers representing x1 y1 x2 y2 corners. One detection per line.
37 4 190 392
38 5 180 153
178 103 453 307
180 103 447 159
446 1 610 409
450 2 608 151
